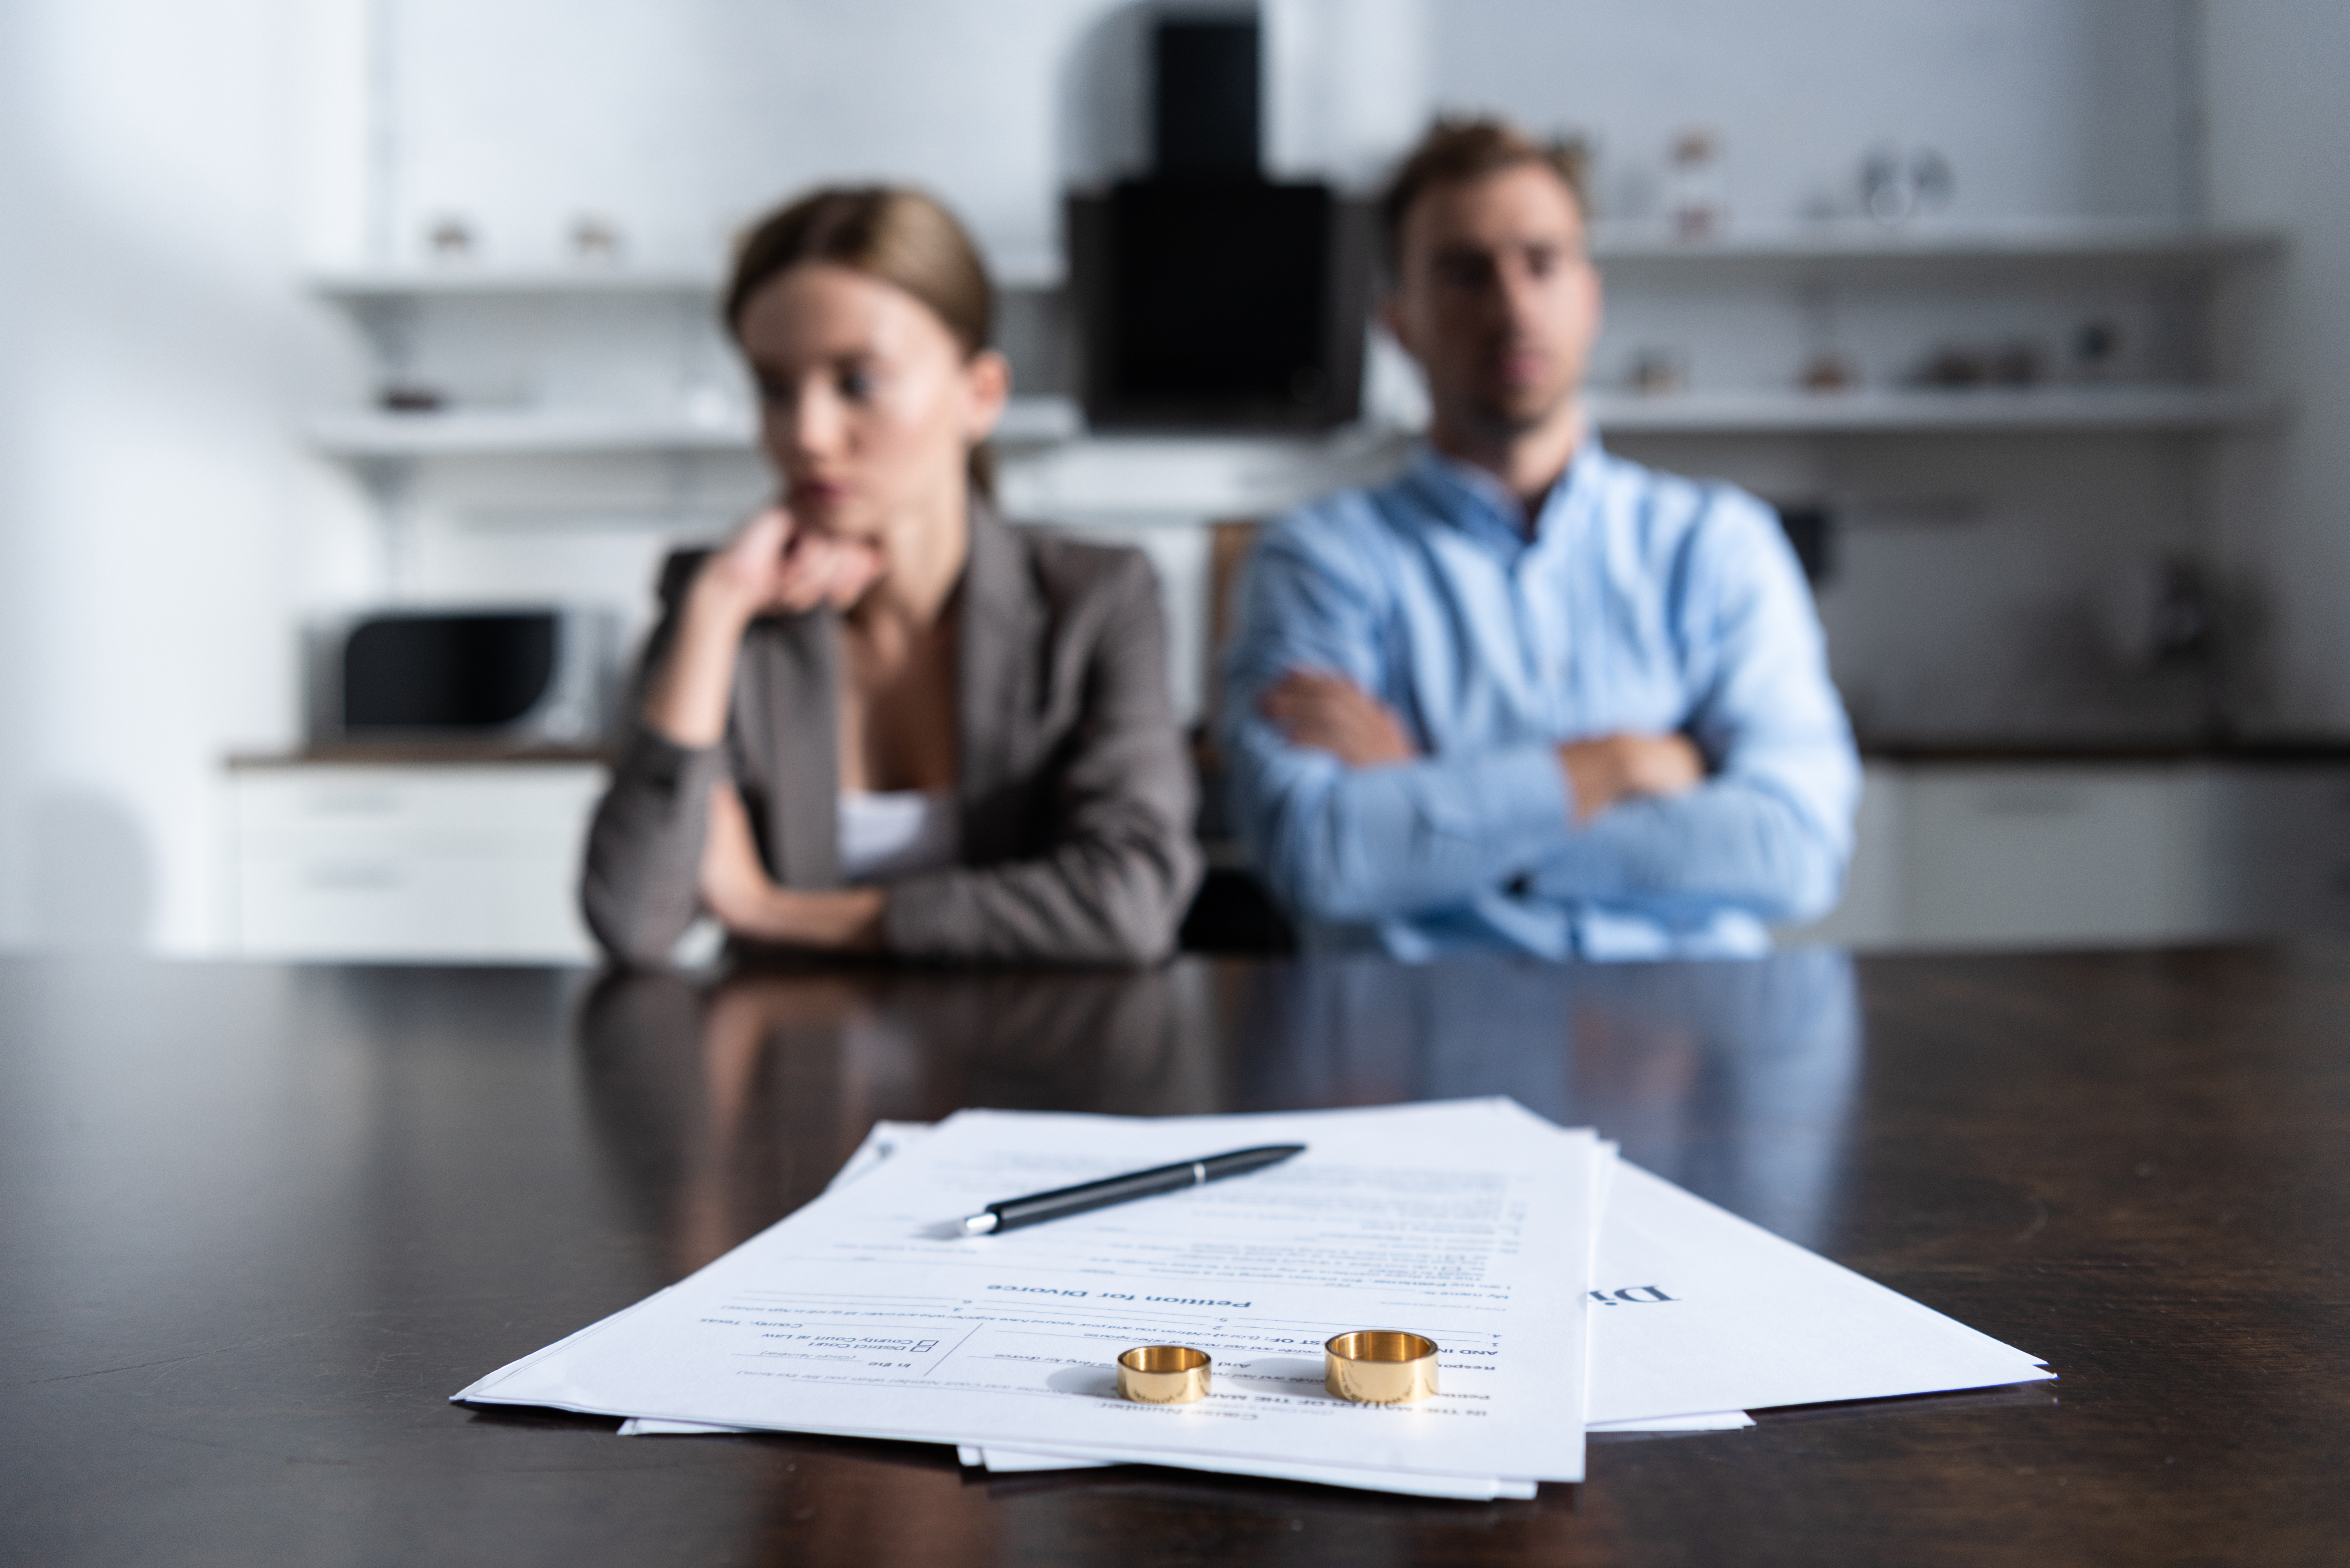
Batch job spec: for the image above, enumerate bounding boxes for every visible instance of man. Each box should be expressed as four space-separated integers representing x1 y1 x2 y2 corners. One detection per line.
1220 118 1860 960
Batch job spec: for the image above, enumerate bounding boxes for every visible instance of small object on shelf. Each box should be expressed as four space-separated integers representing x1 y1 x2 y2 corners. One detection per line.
1629 346 1688 396
1665 129 1725 241
1801 352 1855 392
2099 555 2213 671
378 384 446 414
426 216 477 260
1913 342 2044 389
2073 318 2125 381
1861 142 1956 226
1914 345 1989 388
1988 342 2045 387
571 215 626 262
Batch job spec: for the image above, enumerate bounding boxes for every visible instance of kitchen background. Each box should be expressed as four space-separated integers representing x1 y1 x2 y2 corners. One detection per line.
2 0 2345 959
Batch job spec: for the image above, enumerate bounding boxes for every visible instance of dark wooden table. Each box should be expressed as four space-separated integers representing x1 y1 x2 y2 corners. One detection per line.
3 946 2345 1566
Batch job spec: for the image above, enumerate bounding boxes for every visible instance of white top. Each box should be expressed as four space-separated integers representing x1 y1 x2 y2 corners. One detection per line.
837 789 960 885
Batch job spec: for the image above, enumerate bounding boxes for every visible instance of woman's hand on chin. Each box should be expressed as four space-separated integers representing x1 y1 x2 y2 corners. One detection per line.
698 783 885 952
777 524 887 614
699 507 884 622
646 512 883 751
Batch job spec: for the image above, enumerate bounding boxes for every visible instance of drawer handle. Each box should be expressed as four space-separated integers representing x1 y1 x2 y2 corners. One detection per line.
1976 790 2085 817
301 794 404 816
304 865 401 891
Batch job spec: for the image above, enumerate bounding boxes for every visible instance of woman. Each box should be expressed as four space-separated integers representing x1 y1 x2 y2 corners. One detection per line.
583 187 1199 967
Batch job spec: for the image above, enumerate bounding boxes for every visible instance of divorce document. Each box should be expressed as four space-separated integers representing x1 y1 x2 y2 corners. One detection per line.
457 1100 1599 1491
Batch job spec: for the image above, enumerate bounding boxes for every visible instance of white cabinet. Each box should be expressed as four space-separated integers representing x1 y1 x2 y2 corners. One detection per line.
1785 762 1909 950
1900 764 2211 948
1785 758 2350 952
229 761 607 963
2206 764 2350 934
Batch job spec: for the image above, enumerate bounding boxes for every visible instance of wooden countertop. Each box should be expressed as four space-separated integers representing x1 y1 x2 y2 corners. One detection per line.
226 742 615 768
1856 735 2350 764
220 736 2350 771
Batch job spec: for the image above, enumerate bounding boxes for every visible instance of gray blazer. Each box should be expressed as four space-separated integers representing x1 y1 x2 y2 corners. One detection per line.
582 502 1201 967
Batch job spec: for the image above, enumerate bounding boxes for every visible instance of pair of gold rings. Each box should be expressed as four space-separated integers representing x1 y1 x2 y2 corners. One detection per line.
1114 1331 1441 1406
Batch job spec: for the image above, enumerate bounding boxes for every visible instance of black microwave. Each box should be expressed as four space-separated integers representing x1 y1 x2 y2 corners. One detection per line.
305 607 618 748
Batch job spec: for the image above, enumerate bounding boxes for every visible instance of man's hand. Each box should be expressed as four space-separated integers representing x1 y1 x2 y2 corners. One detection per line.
699 783 883 950
1261 672 1418 768
1558 734 1705 825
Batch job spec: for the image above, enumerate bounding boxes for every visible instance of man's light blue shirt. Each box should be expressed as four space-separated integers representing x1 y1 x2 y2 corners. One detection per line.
1220 436 1861 961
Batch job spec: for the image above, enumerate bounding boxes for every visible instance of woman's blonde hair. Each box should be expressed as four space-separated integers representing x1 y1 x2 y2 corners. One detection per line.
724 187 997 494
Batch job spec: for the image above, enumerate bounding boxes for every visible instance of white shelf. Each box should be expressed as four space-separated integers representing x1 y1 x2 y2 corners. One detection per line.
304 396 1086 457
998 390 2278 521
304 386 2272 463
308 266 721 299
306 408 751 456
1587 386 2281 435
306 258 1065 300
303 221 2284 297
1587 218 2285 270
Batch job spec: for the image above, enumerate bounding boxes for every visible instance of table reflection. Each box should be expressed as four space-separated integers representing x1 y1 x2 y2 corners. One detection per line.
572 966 1216 1274
572 951 1860 1275
1218 951 1862 1249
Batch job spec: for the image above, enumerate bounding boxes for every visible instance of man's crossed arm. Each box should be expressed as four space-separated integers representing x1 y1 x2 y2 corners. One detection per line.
1260 670 1703 824
1225 487 1857 933
1241 669 1843 929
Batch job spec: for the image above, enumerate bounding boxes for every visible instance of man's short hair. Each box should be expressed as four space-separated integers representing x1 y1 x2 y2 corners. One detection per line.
1376 118 1590 284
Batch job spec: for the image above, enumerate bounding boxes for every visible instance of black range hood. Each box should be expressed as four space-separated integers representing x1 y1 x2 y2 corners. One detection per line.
1068 13 1369 433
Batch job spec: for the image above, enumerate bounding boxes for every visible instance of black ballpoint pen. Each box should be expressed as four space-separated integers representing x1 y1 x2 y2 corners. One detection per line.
956 1144 1307 1235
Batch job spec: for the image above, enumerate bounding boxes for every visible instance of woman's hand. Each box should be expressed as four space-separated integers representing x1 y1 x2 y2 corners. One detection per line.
644 509 885 748
698 783 886 952
698 507 886 623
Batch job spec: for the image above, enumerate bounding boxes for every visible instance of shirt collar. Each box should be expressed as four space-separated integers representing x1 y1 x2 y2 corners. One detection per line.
1404 432 1611 556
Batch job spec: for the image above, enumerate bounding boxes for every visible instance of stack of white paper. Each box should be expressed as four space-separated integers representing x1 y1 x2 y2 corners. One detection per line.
455 1099 2051 1499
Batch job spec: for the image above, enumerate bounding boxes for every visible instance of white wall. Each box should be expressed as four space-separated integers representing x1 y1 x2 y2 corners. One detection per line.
0 0 339 953
2203 0 2350 733
368 0 1111 281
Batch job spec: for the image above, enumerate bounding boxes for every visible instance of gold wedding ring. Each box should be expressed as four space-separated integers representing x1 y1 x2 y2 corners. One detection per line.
1117 1344 1212 1404
1324 1330 1440 1404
